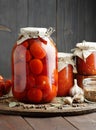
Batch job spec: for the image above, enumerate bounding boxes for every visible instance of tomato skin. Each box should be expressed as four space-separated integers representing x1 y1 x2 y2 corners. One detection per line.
35 75 51 101
0 81 5 97
30 41 46 59
36 75 49 89
22 40 29 48
12 89 27 102
3 80 12 94
43 85 57 102
29 59 43 75
57 65 73 97
76 52 96 75
26 50 32 62
0 79 12 96
27 88 42 103
26 75 35 89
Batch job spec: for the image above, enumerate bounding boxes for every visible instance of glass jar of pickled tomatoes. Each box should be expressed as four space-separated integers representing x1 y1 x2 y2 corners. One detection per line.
57 52 74 96
12 27 58 103
73 41 96 75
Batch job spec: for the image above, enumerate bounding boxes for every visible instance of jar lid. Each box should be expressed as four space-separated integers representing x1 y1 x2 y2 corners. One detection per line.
17 27 55 45
58 52 74 72
72 41 96 60
20 27 47 38
58 52 73 59
76 40 96 50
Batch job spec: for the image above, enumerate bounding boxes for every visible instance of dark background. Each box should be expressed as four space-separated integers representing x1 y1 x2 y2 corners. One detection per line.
0 0 96 78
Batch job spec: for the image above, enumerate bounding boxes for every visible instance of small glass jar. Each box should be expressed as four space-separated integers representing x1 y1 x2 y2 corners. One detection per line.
83 77 96 102
12 27 58 103
73 41 96 75
57 52 74 96
76 73 96 88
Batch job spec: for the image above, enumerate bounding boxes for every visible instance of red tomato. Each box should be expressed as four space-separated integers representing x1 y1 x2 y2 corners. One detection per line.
41 57 48 75
27 75 35 89
76 53 96 75
44 85 57 102
0 81 5 97
12 88 27 101
26 50 32 62
4 80 12 94
22 40 29 48
26 63 30 76
30 41 46 59
0 92 3 97
36 75 50 90
58 65 73 96
29 59 43 75
35 75 52 100
27 88 42 103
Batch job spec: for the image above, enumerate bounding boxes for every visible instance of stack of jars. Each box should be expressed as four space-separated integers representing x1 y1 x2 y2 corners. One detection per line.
73 41 96 88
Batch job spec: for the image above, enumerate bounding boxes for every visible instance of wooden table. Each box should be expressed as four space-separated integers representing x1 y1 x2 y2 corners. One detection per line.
0 112 96 130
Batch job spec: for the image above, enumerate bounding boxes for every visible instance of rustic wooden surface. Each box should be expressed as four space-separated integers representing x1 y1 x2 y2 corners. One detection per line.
0 97 96 117
0 113 96 130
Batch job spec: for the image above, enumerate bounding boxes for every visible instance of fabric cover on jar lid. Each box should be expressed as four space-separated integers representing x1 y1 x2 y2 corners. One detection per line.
58 52 74 72
17 27 55 45
72 40 96 61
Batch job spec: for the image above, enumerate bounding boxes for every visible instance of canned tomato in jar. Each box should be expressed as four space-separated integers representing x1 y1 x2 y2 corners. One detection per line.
57 52 74 96
73 41 96 75
12 27 58 103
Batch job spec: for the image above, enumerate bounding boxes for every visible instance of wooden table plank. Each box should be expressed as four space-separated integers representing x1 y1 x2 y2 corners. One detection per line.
65 113 96 130
24 117 77 130
0 114 33 130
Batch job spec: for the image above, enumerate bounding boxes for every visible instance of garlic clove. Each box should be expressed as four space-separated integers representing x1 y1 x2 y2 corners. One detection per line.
69 79 84 97
73 94 85 103
64 97 73 105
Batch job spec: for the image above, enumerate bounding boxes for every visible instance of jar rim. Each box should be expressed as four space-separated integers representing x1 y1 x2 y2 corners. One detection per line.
83 77 96 85
76 40 96 49
58 52 73 58
20 27 47 34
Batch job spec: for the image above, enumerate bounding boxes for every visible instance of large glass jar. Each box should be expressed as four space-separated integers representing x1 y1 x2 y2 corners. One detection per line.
57 52 74 96
73 41 96 75
12 27 58 103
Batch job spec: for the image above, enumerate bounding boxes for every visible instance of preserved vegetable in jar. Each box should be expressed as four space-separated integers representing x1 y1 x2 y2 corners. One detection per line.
57 53 74 96
73 41 96 75
12 27 58 103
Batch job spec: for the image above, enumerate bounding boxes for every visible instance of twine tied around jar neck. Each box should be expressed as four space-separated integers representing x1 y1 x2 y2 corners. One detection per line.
17 27 55 45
